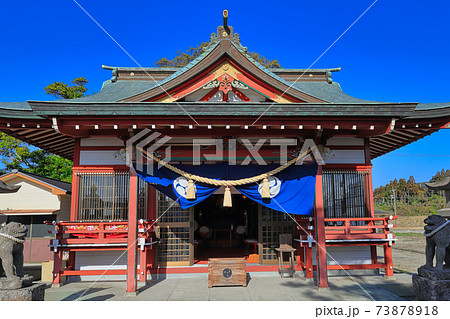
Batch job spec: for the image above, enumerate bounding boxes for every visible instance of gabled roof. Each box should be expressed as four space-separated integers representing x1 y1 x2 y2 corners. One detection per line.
45 24 359 104
0 17 449 161
0 171 71 195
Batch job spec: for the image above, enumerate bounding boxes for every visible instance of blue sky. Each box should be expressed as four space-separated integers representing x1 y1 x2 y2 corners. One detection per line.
0 0 449 187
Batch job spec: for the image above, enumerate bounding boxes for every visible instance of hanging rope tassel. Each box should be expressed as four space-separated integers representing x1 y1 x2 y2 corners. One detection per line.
261 177 271 199
223 186 232 207
186 179 196 200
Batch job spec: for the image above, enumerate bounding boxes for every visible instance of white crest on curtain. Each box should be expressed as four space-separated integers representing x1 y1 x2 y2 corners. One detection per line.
258 176 282 198
173 176 195 198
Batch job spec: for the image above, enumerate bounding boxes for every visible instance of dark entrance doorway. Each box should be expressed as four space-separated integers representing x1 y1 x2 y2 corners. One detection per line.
193 194 258 262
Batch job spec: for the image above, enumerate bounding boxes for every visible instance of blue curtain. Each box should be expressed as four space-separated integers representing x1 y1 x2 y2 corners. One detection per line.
134 162 317 215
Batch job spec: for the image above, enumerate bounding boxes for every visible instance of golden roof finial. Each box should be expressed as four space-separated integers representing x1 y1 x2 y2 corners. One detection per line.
223 10 228 28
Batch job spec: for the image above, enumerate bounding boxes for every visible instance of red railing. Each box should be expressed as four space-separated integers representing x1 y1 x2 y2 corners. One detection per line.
295 216 398 278
46 220 157 285
46 220 155 246
324 216 397 240
295 216 397 242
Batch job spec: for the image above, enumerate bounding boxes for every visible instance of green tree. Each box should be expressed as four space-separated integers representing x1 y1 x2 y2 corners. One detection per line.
155 41 281 69
44 77 89 99
0 141 72 182
374 169 447 215
430 169 450 183
0 77 92 181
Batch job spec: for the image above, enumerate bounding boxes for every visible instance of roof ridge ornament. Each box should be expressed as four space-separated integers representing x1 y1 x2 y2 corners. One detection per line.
223 9 229 31
206 10 246 52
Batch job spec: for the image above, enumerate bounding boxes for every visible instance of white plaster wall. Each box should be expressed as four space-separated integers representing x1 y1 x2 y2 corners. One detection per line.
324 150 366 164
80 137 124 147
75 251 127 270
307 246 372 265
326 137 364 146
79 151 126 165
0 177 61 210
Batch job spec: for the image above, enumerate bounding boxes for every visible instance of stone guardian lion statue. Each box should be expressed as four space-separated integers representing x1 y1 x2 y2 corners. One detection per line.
0 222 28 279
423 215 450 270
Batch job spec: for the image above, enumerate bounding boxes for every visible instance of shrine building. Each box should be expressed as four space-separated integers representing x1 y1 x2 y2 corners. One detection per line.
0 13 449 293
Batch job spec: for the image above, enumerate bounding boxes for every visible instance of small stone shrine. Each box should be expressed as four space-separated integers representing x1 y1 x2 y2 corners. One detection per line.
0 222 45 301
412 215 450 301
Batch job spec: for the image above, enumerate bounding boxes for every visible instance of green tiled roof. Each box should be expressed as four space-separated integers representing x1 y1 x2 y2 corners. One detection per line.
55 78 377 104
0 102 41 119
0 102 32 110
57 80 158 103
291 81 378 104
416 102 450 110
28 101 417 117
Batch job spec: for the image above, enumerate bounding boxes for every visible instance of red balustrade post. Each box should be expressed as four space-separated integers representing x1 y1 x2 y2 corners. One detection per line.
384 243 394 277
370 245 378 265
305 244 314 279
67 251 76 270
148 186 157 270
52 224 64 286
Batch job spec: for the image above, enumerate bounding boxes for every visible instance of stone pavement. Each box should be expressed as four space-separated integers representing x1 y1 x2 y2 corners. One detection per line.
44 273 415 301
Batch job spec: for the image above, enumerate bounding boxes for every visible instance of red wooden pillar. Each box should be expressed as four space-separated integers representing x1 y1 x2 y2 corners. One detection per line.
314 165 328 288
126 169 138 293
70 139 80 221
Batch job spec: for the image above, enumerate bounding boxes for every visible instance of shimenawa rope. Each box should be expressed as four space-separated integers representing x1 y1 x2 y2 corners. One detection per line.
137 147 313 207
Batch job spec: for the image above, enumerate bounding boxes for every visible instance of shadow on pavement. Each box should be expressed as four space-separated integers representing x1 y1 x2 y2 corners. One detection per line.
61 287 109 301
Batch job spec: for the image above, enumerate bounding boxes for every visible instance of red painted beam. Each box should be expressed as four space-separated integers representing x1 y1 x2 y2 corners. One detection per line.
61 269 127 276
58 116 392 127
326 263 386 270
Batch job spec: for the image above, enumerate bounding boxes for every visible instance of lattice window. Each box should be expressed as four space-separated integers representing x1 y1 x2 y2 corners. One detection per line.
259 206 294 263
156 192 192 265
322 170 370 219
157 227 191 263
77 172 147 221
157 192 190 223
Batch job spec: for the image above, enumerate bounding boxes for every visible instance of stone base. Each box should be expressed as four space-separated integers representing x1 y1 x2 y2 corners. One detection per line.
413 266 450 300
413 275 450 301
0 283 46 301
418 266 450 281
0 275 34 290
383 275 397 281
124 291 139 297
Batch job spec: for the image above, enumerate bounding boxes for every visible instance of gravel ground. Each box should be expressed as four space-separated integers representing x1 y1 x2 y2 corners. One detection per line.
377 215 428 274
